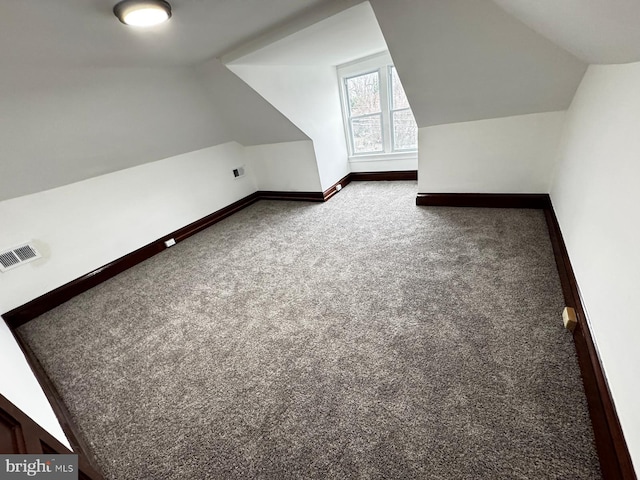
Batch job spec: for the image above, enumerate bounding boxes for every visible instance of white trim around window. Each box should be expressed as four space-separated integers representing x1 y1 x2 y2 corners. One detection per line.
337 52 418 162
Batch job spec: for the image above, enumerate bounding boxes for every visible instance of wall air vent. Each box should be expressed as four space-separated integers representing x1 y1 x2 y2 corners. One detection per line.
0 243 41 272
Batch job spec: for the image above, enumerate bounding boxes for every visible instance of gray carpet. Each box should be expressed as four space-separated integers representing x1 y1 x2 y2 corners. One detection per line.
19 181 601 479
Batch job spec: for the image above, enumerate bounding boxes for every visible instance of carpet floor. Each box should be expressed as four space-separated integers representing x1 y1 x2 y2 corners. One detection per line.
19 181 601 479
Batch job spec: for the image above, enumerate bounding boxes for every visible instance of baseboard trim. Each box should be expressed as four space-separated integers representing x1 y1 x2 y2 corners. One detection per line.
2 177 633 478
256 191 325 202
2 192 260 329
416 191 635 478
351 170 417 181
416 193 551 209
2 171 417 327
0 170 413 469
545 207 636 480
323 170 417 200
323 173 352 201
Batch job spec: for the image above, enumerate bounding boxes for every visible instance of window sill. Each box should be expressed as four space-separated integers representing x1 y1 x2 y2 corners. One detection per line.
348 152 418 163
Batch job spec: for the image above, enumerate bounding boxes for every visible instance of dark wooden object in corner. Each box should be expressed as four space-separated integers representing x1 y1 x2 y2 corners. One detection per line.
7 328 103 476
0 392 103 479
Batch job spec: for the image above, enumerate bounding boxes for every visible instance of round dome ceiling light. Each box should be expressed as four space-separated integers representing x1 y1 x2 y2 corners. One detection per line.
113 0 172 27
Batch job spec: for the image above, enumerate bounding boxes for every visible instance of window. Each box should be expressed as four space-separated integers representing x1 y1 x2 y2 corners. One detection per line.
338 53 418 159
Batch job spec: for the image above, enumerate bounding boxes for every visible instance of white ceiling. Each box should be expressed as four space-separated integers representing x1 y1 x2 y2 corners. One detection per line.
3 0 636 69
491 0 640 64
3 0 637 200
0 0 322 201
227 2 387 67
0 0 332 68
369 0 587 127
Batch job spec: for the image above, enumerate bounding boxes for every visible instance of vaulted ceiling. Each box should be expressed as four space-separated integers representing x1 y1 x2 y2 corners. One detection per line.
2 0 639 201
0 0 335 200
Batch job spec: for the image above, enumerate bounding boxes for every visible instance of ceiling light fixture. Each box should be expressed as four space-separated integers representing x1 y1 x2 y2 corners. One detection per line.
113 0 172 27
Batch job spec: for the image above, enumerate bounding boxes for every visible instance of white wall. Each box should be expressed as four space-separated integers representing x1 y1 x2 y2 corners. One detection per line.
228 64 349 192
1 136 329 445
246 140 322 192
0 142 257 313
550 62 640 471
0 141 257 446
349 157 417 173
418 111 565 193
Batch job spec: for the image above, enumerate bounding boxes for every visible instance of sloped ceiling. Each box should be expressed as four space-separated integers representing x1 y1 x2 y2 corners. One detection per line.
368 0 588 127
0 0 331 201
0 63 309 201
5 0 630 200
226 1 386 67
491 0 640 64
0 0 330 68
195 59 310 147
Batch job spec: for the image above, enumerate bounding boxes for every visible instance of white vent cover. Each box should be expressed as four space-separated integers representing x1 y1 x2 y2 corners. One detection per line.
0 243 41 272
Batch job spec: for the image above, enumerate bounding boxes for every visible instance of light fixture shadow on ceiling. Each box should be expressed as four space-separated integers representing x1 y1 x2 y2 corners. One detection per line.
113 0 172 27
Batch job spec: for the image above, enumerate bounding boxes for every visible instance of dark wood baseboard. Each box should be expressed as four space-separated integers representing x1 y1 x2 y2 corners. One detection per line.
0 170 415 473
351 170 417 181
3 172 417 327
2 192 259 329
0 392 103 478
416 191 635 478
11 174 630 478
323 173 352 201
416 193 551 209
545 208 636 480
256 190 325 202
323 170 417 200
1 191 261 468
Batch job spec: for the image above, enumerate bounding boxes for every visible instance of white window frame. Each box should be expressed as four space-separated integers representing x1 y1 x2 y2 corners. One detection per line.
337 52 418 163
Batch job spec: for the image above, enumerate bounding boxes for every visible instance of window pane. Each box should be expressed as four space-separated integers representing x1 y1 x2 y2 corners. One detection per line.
390 67 410 110
392 109 418 150
351 114 383 153
346 71 380 117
